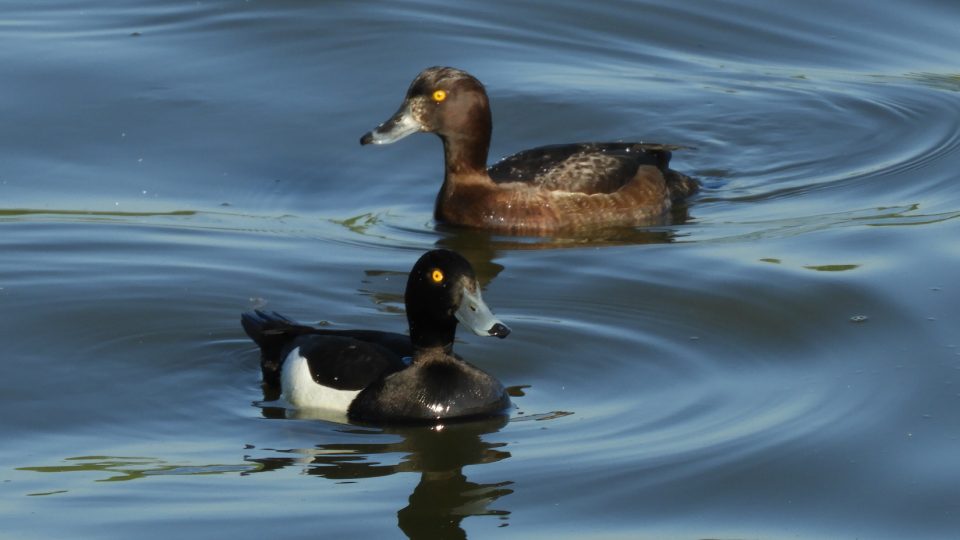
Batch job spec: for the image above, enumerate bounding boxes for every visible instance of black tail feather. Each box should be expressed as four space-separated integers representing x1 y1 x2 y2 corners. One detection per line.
241 310 318 387
241 310 310 344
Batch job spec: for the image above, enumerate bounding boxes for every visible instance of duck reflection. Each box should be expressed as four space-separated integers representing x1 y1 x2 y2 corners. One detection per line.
245 416 512 539
434 223 684 286
320 215 684 311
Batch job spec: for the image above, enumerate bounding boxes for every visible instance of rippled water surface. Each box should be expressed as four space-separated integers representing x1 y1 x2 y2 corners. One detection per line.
3 1 960 538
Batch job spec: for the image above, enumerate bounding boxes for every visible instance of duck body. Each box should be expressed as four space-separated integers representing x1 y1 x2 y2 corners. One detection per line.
361 67 698 235
438 142 690 233
349 349 509 424
241 249 512 424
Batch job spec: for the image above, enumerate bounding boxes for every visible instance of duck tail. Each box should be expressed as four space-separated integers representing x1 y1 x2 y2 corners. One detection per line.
241 309 315 386
665 169 700 202
635 143 699 202
241 309 303 344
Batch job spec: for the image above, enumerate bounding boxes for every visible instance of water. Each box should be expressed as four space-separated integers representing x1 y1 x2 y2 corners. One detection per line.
2 1 959 538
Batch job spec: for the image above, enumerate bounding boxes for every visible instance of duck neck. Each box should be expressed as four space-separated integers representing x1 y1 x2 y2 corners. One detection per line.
439 97 492 178
440 132 489 178
434 102 494 223
408 316 457 358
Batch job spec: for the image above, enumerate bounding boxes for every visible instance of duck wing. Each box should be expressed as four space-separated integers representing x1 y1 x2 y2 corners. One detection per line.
241 309 412 387
297 335 409 391
487 143 684 195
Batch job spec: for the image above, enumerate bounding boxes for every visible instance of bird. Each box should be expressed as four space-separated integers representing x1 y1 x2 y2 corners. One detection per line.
361 66 698 235
241 249 512 424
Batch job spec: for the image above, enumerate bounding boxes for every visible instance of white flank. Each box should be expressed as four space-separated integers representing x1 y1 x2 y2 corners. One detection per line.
281 347 361 413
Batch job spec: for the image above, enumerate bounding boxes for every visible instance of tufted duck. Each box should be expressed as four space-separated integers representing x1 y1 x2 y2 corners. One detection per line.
361 66 698 235
241 249 511 424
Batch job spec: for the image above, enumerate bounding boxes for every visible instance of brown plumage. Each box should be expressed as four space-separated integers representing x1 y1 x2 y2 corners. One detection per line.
361 66 698 236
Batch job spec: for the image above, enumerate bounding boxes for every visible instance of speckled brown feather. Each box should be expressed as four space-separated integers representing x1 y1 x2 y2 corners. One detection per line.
488 142 680 193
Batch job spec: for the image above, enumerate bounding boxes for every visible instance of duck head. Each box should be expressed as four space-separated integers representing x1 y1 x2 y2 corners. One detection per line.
361 67 492 174
405 249 509 351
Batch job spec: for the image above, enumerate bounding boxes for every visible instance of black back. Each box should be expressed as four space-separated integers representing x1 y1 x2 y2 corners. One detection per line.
298 336 408 390
241 310 412 388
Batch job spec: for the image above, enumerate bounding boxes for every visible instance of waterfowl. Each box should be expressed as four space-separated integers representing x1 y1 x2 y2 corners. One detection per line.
360 66 698 235
241 249 511 424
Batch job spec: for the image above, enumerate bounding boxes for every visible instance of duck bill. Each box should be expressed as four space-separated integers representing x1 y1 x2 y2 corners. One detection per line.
455 286 511 339
360 104 422 145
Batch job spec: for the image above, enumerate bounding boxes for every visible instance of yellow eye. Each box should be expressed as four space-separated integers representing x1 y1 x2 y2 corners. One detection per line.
431 269 444 283
432 89 447 102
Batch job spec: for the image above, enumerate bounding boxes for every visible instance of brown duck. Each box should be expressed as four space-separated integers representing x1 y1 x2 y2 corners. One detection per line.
361 66 698 236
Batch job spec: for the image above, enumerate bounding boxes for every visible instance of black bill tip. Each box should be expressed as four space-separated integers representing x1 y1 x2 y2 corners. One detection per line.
489 323 511 339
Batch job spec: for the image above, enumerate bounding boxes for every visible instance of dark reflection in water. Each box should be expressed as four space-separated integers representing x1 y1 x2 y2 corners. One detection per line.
433 223 684 286
244 417 512 540
434 210 689 250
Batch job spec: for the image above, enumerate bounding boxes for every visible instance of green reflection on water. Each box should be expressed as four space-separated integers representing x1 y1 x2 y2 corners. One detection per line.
905 72 960 93
331 212 385 235
803 264 860 272
26 490 69 497
758 258 859 271
17 455 259 485
0 208 196 219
